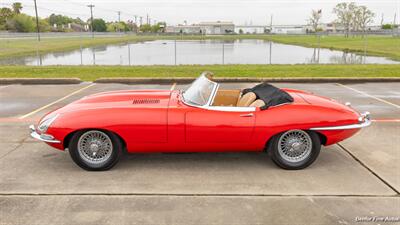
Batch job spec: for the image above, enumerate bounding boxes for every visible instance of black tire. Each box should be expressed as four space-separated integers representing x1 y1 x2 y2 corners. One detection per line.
68 130 122 171
269 130 321 170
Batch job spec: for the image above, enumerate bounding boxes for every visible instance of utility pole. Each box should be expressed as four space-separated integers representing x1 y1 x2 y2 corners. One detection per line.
134 15 137 24
270 14 273 31
140 16 143 26
33 0 40 41
393 13 397 37
117 11 121 32
146 14 149 24
87 4 95 38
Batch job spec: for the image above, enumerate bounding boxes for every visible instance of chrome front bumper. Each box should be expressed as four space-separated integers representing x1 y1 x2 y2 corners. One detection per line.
310 112 371 131
29 125 61 143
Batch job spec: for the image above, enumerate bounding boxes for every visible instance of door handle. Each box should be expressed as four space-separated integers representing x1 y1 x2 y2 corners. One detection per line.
240 113 254 117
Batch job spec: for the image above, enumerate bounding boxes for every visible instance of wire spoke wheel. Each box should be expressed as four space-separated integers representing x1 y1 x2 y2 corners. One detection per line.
277 130 312 163
77 130 113 165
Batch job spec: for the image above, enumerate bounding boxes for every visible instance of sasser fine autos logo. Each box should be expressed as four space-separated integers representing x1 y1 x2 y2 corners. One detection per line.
355 216 400 223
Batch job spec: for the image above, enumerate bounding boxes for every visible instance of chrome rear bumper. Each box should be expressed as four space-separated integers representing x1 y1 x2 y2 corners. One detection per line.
310 112 371 131
29 125 61 143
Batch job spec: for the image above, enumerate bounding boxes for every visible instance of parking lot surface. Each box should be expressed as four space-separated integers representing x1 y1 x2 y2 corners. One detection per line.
0 82 399 225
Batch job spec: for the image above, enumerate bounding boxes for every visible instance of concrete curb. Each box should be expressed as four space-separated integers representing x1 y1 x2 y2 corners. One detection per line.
94 77 400 84
0 78 82 85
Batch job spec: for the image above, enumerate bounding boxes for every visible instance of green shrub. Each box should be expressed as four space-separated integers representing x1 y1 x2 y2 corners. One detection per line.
6 14 35 32
92 18 107 32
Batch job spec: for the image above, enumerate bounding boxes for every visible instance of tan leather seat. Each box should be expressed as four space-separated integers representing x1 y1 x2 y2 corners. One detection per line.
237 92 256 107
249 99 265 108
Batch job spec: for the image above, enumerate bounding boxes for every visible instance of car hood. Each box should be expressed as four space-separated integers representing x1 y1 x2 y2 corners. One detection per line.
54 89 173 114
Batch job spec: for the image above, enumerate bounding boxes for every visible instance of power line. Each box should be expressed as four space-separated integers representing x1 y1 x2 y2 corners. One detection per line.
37 6 88 17
1 1 165 25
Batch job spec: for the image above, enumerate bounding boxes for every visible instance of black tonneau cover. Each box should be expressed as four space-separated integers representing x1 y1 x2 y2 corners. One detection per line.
242 83 294 110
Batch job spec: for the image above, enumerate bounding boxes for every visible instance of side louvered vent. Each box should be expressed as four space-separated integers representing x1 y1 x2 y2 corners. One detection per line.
132 99 160 104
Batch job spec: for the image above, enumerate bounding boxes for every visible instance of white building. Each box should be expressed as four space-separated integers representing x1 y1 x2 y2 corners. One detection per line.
271 25 306 34
198 21 235 34
165 21 235 34
165 25 201 34
235 26 266 34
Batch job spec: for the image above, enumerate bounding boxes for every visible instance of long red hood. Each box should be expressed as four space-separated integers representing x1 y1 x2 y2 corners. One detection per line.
54 89 173 114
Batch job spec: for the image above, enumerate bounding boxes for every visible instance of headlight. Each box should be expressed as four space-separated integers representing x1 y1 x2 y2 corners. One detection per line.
38 114 59 133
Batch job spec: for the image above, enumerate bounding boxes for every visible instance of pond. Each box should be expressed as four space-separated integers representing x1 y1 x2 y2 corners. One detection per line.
1 39 398 65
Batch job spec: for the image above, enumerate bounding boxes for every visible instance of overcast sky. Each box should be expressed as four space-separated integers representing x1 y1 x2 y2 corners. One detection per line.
1 0 399 25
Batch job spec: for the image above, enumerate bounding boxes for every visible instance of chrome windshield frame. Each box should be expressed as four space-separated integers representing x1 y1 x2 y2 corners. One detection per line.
182 74 219 107
181 74 256 112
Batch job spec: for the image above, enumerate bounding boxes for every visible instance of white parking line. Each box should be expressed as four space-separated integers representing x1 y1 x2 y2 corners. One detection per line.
19 83 96 119
336 83 400 109
170 82 177 91
372 119 400 122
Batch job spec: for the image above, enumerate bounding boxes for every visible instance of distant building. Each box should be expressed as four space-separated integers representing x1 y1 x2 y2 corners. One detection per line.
165 25 201 34
317 23 344 32
165 21 235 34
198 21 235 34
271 25 306 34
235 25 267 34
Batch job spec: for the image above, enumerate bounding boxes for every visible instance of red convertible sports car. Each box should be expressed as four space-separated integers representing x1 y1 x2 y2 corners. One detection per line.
30 72 371 171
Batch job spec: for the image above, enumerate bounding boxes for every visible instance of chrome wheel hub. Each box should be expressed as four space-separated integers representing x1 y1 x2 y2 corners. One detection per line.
278 130 312 163
90 143 99 153
77 130 113 165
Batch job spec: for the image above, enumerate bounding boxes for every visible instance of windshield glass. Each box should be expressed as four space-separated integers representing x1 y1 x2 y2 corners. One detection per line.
183 75 217 106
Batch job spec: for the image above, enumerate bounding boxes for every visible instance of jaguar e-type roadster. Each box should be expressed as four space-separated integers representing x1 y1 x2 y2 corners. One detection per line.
30 72 371 171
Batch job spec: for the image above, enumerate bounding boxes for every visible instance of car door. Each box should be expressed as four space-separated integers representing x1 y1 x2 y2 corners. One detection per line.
185 108 255 143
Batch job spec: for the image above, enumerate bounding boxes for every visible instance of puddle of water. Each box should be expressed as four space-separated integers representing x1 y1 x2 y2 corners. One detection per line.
1 39 398 65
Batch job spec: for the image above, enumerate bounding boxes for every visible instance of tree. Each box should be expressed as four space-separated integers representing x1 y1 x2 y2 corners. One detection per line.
308 9 322 32
6 14 35 32
356 5 375 33
38 18 51 32
0 7 14 29
72 17 85 26
91 18 106 32
382 24 398 29
150 23 161 33
12 2 22 14
47 14 73 27
349 3 359 33
333 2 356 37
139 24 152 32
106 21 126 32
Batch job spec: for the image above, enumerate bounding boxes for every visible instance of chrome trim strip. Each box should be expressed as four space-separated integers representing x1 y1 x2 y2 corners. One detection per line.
29 125 61 143
310 112 372 131
309 119 371 130
181 99 256 112
207 106 256 112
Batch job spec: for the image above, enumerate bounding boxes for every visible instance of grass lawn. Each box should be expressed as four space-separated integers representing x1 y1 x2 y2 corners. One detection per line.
261 35 400 61
1 65 399 81
0 34 399 61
